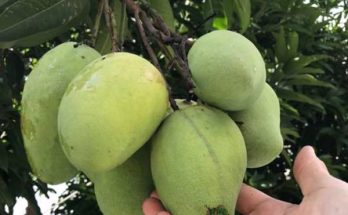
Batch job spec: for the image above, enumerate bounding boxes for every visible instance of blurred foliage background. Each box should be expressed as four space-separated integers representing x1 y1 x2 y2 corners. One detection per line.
0 0 347 214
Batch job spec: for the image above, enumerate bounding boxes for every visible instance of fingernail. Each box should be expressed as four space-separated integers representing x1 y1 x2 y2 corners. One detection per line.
304 145 315 156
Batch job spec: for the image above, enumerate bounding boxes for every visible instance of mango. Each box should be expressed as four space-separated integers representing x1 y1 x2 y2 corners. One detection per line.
188 30 266 111
94 144 153 215
151 105 247 215
21 42 101 184
230 84 283 168
58 52 169 174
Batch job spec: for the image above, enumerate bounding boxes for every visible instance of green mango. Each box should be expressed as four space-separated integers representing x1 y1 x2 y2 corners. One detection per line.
188 30 266 111
230 83 283 168
58 52 169 174
21 42 101 184
94 144 153 215
151 105 247 215
147 0 175 31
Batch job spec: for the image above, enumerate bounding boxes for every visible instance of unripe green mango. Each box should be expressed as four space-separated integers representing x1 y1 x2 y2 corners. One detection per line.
188 30 266 111
151 105 247 215
58 52 169 174
21 42 101 184
94 144 153 215
230 84 283 168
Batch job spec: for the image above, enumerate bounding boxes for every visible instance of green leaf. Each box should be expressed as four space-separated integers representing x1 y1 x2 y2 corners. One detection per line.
287 31 298 59
273 27 288 63
202 0 225 31
222 0 233 28
295 67 325 74
0 0 90 48
0 144 8 172
277 88 325 110
231 0 251 33
286 74 336 88
5 51 25 93
281 127 300 138
0 0 15 12
280 100 300 116
284 54 331 73
212 16 228 30
0 176 15 207
0 80 12 105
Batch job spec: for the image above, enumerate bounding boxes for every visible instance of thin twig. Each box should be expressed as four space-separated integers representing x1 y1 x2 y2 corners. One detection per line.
109 3 119 50
169 96 179 110
91 0 105 47
134 10 160 70
138 2 194 91
123 0 197 109
103 0 119 52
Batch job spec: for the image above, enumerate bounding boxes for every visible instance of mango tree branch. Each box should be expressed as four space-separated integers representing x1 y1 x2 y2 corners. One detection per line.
135 9 178 110
134 9 160 70
91 0 105 47
103 0 120 52
123 0 194 102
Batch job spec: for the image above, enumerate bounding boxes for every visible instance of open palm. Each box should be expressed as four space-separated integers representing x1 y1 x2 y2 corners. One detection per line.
143 146 348 215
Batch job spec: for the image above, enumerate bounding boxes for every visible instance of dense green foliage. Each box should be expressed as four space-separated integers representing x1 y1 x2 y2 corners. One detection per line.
0 0 347 214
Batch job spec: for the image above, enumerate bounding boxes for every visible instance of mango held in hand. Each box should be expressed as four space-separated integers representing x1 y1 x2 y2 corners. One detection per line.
58 52 168 174
94 144 153 215
21 42 101 184
230 84 283 168
151 105 247 215
188 30 266 111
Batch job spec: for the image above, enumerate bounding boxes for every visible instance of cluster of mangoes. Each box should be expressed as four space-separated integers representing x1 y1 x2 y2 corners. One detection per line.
21 30 283 215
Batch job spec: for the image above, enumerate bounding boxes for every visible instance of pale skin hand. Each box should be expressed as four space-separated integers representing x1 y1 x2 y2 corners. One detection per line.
142 146 348 215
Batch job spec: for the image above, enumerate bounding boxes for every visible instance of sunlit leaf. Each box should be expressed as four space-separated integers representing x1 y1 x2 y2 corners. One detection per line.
212 16 228 30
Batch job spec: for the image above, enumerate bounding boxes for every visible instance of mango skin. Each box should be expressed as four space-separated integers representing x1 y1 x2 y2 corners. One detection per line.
58 52 169 174
230 84 283 168
188 30 266 111
94 144 153 215
21 42 101 184
151 105 247 215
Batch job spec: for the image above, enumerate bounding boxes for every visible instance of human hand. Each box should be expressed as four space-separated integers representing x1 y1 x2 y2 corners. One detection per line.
142 146 348 215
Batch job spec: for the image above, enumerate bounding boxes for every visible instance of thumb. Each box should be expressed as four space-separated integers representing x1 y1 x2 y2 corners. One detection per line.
293 146 330 196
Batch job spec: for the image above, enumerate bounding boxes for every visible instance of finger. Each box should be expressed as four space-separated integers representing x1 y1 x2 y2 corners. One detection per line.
142 198 166 215
150 191 160 199
156 212 171 215
293 146 330 196
237 184 293 215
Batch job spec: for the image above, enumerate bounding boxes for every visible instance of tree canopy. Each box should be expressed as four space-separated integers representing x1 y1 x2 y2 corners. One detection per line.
0 0 347 214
